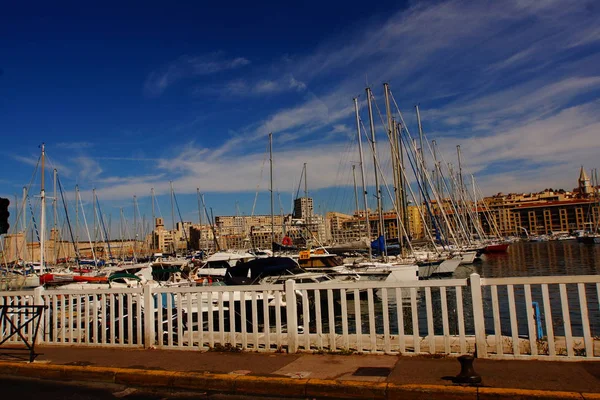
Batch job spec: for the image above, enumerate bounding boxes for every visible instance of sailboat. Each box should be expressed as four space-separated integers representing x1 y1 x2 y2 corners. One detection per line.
1 144 52 288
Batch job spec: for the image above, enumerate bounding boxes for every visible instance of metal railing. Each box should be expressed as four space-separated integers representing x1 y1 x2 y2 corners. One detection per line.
1 273 598 360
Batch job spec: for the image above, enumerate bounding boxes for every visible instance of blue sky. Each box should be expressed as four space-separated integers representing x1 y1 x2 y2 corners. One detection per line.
2 0 600 233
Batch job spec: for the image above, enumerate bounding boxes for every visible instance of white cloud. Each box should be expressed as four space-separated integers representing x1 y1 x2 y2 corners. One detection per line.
92 142 366 200
429 100 600 196
73 156 103 182
12 153 73 178
144 53 250 97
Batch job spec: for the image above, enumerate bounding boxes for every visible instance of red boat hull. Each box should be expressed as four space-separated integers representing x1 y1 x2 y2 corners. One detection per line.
484 243 510 253
40 273 107 284
73 275 108 283
39 273 74 284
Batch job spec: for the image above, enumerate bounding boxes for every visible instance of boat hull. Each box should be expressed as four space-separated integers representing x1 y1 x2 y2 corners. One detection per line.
458 251 477 265
484 243 510 253
418 258 460 278
577 236 600 244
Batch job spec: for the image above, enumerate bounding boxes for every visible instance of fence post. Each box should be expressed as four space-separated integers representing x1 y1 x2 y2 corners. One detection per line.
469 273 487 358
285 280 298 353
143 285 155 348
33 286 45 345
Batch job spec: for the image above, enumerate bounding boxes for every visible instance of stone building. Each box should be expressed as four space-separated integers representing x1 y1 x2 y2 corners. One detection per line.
1 228 143 263
293 197 313 219
326 204 426 244
484 167 599 236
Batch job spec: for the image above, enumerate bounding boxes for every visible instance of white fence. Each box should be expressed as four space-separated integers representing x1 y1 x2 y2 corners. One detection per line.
1 273 599 360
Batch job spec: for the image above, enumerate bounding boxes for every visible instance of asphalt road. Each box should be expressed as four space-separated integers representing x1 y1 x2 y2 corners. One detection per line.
0 376 299 400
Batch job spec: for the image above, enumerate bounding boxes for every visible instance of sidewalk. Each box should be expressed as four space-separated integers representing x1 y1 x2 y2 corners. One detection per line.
1 346 599 399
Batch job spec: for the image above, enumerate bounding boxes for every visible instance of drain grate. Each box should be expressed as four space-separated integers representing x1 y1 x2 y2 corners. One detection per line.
352 367 392 377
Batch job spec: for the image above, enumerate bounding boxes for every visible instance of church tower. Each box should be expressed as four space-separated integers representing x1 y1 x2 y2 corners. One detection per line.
578 166 592 196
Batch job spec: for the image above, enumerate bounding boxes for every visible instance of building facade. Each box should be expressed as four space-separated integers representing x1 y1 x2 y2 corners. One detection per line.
484 167 599 236
293 197 313 219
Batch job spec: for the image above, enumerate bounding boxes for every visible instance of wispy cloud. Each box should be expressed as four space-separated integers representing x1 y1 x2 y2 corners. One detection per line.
11 155 39 168
91 141 364 200
12 153 73 178
144 53 250 97
73 156 103 181
253 76 306 94
55 141 94 150
93 156 161 162
195 74 307 97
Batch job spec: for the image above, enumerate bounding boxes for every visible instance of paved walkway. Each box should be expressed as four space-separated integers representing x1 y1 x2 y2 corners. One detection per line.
1 346 599 399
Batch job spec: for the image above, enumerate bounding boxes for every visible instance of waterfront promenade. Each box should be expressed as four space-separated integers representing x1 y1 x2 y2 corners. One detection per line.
1 346 599 399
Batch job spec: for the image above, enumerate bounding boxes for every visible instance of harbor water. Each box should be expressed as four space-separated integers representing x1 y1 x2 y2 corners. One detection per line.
344 241 600 340
478 240 600 278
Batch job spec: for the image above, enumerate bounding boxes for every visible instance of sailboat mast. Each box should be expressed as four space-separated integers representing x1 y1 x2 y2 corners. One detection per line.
456 145 466 234
276 193 284 236
13 193 19 258
304 162 310 244
416 105 427 201
196 188 202 225
22 187 27 234
384 83 403 251
472 174 480 236
431 139 442 238
53 168 58 263
21 187 28 261
200 194 219 251
352 165 360 219
92 188 97 251
141 214 145 254
366 87 386 257
415 106 429 233
269 133 275 251
40 143 46 268
448 163 455 203
119 208 124 259
303 163 307 199
170 181 175 233
397 122 409 243
399 122 410 238
432 140 440 196
151 187 155 252
133 195 138 257
75 185 79 247
353 97 372 259
457 145 465 195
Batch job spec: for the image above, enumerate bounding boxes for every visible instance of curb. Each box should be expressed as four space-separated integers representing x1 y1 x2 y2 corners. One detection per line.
0 361 596 400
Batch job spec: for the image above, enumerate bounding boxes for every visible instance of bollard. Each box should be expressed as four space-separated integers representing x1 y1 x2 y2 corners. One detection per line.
532 301 544 339
454 354 482 384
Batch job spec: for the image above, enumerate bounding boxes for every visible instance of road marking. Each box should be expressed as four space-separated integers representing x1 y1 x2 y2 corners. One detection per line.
229 370 251 375
284 371 311 379
112 387 137 398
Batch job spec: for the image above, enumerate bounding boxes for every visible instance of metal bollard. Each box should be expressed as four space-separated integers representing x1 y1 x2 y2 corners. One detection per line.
454 354 482 384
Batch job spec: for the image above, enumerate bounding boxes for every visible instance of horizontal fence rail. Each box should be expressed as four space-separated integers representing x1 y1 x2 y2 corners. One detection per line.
1 274 599 361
